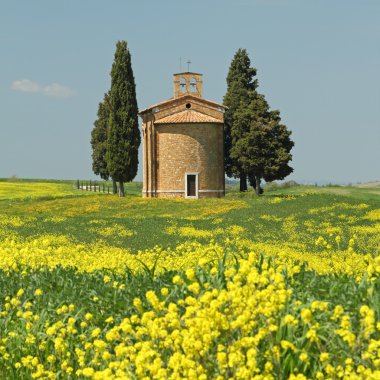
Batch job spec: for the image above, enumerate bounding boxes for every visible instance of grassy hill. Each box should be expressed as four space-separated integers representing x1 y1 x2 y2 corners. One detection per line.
1 179 378 254
0 179 379 379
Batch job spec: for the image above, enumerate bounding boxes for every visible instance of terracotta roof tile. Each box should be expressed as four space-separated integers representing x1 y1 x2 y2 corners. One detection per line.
155 109 223 124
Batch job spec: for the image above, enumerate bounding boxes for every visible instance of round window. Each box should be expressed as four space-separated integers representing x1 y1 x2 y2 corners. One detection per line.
186 103 191 109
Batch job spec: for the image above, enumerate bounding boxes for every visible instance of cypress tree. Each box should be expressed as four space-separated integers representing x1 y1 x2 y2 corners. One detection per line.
259 110 294 184
224 48 294 195
230 94 294 195
106 40 140 197
223 48 258 191
91 92 110 181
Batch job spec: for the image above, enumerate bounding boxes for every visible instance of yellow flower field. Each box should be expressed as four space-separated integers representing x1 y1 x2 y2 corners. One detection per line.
0 181 379 379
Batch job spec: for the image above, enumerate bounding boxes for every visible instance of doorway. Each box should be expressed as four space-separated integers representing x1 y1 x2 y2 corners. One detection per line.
185 173 198 198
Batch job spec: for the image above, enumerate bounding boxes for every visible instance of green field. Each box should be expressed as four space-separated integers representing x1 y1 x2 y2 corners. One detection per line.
0 180 379 379
2 179 379 254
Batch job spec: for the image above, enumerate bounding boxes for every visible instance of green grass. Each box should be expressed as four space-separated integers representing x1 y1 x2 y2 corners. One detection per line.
1 180 378 255
0 180 379 378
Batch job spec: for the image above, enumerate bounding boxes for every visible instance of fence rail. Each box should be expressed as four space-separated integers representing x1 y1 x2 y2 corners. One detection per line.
76 180 115 194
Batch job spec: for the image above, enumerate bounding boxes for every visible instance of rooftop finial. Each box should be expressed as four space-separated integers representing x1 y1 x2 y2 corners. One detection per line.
187 59 191 72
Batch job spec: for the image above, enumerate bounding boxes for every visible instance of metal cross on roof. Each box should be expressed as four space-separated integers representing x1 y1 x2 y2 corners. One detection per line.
187 60 191 72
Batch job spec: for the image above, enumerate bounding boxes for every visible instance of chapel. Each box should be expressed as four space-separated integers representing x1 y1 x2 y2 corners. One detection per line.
139 72 226 198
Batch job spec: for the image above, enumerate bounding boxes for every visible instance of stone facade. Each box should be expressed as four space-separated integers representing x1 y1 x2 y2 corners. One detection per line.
139 72 226 199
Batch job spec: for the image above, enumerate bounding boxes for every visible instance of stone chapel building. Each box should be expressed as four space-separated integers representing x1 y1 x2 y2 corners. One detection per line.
139 72 226 198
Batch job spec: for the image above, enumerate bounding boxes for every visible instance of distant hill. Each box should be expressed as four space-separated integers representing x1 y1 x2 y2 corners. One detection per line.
354 181 380 188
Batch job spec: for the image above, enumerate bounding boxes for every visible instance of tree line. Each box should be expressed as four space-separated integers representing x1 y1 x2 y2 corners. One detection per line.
91 42 293 196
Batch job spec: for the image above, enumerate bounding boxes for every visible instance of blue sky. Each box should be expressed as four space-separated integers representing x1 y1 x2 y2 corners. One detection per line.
0 0 379 184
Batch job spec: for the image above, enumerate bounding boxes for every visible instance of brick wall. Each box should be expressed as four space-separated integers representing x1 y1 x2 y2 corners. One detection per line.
155 123 224 198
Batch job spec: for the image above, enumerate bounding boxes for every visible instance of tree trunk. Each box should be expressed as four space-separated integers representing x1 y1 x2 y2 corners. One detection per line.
118 181 125 197
255 176 261 196
112 179 117 194
240 174 247 192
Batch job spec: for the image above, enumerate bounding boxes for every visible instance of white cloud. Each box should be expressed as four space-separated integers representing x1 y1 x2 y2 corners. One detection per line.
11 79 41 93
11 79 75 97
42 83 75 97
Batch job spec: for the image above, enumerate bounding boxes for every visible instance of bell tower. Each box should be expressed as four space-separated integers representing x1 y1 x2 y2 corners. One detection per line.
173 72 203 98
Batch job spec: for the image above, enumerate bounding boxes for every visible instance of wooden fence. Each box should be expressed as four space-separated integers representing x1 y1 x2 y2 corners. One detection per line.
76 180 115 194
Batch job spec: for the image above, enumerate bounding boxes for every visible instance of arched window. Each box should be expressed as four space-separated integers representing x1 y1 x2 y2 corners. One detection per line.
190 78 197 93
180 77 186 93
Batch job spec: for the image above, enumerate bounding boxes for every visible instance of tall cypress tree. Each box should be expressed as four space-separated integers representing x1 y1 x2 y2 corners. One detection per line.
106 41 140 197
91 92 110 181
223 48 258 191
231 94 294 195
224 48 294 195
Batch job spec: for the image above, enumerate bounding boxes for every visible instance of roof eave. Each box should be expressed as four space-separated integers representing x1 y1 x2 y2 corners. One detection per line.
139 94 228 115
173 71 203 76
155 120 224 125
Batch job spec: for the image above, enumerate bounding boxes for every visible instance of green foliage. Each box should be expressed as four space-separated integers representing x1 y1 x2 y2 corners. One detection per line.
232 99 294 194
91 92 110 180
224 49 294 194
0 251 380 378
223 48 258 181
0 181 380 377
106 41 140 194
259 111 294 183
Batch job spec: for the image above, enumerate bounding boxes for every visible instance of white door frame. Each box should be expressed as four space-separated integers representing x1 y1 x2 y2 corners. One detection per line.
185 172 199 199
